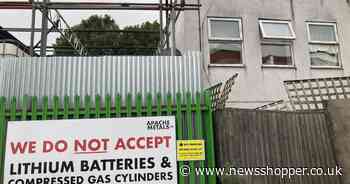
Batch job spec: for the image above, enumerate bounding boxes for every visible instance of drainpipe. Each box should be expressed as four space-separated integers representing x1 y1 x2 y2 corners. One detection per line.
290 0 295 21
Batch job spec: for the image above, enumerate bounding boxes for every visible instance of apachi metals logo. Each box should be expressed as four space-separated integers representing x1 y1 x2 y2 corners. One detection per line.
146 120 174 130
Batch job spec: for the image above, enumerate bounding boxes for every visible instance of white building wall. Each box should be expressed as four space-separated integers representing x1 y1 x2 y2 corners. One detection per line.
176 0 350 108
0 43 29 57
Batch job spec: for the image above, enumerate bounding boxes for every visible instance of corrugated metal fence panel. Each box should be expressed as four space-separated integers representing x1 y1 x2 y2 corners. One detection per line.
0 52 202 106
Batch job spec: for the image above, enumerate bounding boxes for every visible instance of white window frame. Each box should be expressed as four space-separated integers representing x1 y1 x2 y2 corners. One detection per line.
307 21 341 68
208 17 243 41
259 20 296 40
261 41 295 67
306 22 339 44
208 42 244 67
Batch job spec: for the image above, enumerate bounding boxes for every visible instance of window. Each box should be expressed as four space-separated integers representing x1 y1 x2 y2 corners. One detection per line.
259 20 296 39
208 18 243 65
259 20 295 66
307 22 340 67
262 44 292 65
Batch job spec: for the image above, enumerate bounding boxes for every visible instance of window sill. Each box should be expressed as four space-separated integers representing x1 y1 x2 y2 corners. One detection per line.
262 65 296 69
310 66 343 70
208 64 246 68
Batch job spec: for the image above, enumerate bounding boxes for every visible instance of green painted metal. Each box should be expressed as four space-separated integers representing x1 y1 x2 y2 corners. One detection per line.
186 93 196 184
146 94 153 116
115 95 121 117
126 94 132 117
32 97 38 121
64 96 70 119
204 91 216 184
0 93 216 184
10 97 16 121
166 94 172 116
95 95 101 119
74 96 80 119
136 94 142 117
196 93 206 184
22 96 28 121
43 96 49 120
156 93 162 116
53 96 59 119
175 93 185 184
84 96 91 119
106 95 111 118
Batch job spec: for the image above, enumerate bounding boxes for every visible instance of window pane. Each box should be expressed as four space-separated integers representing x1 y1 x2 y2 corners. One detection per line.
210 43 242 64
262 44 292 65
260 22 293 38
309 24 337 42
310 44 339 66
210 20 240 39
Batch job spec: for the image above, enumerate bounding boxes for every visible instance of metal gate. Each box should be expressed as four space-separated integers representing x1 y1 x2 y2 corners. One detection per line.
0 92 216 184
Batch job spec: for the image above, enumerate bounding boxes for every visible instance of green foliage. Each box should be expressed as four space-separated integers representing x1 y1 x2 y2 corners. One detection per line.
53 15 160 56
120 21 160 52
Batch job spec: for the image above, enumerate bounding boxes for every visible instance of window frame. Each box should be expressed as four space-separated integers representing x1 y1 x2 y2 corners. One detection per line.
261 41 295 67
208 17 243 41
308 44 341 69
307 22 341 68
207 17 244 66
208 41 244 66
306 22 339 44
259 20 296 40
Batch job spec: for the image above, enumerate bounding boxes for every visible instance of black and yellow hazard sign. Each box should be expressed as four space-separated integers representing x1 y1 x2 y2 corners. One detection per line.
177 140 205 161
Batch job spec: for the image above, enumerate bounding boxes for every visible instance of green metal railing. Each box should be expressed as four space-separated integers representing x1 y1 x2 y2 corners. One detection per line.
0 92 216 184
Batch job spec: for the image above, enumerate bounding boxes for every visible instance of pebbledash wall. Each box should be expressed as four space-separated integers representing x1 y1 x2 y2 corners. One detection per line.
176 0 350 108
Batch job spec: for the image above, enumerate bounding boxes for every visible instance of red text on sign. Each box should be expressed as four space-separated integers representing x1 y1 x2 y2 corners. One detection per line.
10 141 36 154
42 140 68 153
74 138 110 153
114 136 172 150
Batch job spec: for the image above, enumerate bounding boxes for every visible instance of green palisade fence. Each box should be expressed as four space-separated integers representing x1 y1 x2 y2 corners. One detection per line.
0 92 216 184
